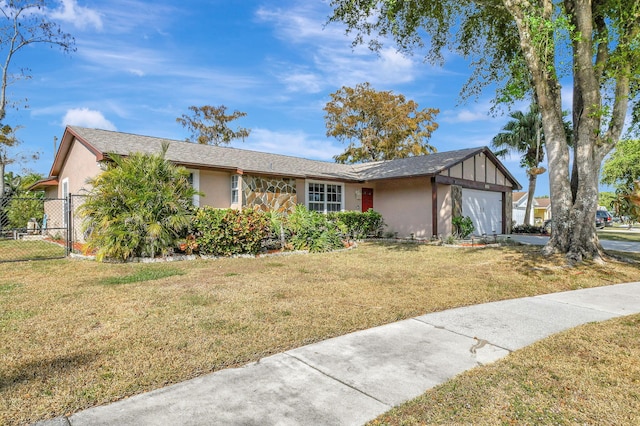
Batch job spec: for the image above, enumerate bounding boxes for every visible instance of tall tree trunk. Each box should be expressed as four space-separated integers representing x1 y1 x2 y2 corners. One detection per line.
524 173 536 225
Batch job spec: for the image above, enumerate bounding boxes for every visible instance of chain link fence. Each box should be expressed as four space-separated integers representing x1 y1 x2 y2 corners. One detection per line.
0 195 72 262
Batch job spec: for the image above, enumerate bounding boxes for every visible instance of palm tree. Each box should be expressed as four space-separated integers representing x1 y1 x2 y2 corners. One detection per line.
80 143 200 261
492 104 546 226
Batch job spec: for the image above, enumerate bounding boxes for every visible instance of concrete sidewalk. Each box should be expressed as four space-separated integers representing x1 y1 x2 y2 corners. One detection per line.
37 282 640 426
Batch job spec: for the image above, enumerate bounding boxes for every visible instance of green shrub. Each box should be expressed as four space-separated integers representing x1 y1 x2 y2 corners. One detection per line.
194 207 270 256
328 209 385 239
5 194 44 229
80 145 199 261
452 215 475 239
512 224 544 234
287 205 344 252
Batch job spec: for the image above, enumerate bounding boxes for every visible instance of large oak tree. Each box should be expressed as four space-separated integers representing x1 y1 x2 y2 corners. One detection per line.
329 0 639 262
324 82 439 163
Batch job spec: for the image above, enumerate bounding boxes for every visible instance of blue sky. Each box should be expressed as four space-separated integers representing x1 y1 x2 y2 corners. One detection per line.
4 0 567 196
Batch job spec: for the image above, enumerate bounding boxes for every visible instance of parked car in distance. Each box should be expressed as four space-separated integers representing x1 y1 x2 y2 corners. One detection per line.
543 215 605 234
596 210 613 227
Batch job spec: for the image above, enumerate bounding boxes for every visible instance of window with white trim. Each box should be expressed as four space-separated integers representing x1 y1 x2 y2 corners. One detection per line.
307 181 343 213
231 175 239 204
186 169 200 207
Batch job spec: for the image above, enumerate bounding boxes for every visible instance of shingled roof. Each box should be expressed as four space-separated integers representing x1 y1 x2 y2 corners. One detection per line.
47 126 520 188
60 126 360 181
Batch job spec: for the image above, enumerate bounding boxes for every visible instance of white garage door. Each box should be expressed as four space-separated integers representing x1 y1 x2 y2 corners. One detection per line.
462 189 503 236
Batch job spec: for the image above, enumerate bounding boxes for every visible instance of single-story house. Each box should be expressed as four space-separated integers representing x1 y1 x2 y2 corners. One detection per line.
512 191 536 226
534 197 552 223
33 126 522 238
512 192 552 226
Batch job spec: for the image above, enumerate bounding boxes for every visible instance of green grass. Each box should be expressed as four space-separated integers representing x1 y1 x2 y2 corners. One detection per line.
97 265 185 285
597 229 640 243
2 242 640 425
0 239 66 262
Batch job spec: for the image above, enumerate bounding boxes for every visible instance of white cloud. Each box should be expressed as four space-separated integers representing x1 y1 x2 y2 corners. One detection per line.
241 128 341 161
77 41 258 92
281 69 324 93
62 108 116 130
49 0 103 31
257 3 420 92
441 107 491 123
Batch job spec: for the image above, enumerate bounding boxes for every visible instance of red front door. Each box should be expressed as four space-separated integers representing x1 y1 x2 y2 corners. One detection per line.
361 188 373 212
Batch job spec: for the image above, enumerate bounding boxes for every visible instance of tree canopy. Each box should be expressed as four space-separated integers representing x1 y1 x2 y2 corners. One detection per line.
601 139 640 190
176 105 250 146
0 124 37 197
601 139 640 224
329 0 640 262
324 82 439 164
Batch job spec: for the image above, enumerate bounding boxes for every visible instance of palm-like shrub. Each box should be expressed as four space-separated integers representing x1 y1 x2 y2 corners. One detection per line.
287 205 345 252
80 145 199 261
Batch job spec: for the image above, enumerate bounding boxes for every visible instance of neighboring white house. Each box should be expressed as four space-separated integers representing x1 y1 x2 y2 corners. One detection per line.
512 191 538 226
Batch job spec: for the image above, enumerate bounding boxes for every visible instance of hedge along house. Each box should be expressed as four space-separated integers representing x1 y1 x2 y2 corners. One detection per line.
33 126 521 239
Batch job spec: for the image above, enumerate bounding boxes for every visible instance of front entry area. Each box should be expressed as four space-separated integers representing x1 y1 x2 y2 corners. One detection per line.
361 188 373 212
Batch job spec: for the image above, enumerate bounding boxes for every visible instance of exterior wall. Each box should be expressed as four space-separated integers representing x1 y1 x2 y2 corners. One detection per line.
45 139 102 235
447 163 462 179
57 138 102 197
242 175 297 213
441 153 513 188
486 161 497 184
44 187 57 198
534 207 551 223
344 183 362 211
371 177 432 239
463 156 476 180
199 170 233 208
437 184 453 237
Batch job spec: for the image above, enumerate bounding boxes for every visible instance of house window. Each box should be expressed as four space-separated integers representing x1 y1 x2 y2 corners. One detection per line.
307 181 343 213
231 175 239 204
186 169 200 207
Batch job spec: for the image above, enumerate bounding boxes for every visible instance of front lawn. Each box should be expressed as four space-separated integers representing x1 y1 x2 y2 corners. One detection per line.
0 239 66 262
2 242 640 425
597 229 640 243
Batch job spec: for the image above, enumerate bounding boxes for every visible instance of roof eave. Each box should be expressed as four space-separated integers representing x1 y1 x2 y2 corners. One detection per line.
28 177 59 191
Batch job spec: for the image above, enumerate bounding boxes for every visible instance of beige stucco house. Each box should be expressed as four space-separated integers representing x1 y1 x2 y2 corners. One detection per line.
34 126 521 238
